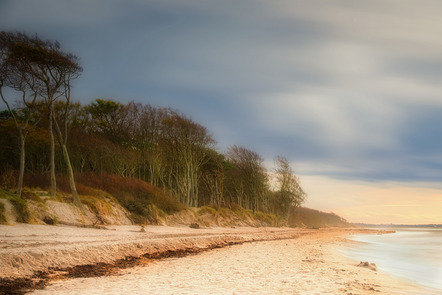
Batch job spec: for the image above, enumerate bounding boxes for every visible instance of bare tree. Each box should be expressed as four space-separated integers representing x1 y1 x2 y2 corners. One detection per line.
273 155 306 218
132 104 168 186
161 111 215 206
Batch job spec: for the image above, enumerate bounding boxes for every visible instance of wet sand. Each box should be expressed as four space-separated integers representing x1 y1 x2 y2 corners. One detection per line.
0 225 431 294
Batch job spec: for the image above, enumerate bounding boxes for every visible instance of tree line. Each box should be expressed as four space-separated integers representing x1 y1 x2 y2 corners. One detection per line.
0 31 306 218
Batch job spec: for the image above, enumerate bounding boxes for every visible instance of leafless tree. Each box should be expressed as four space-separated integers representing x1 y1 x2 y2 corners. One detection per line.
161 111 215 206
273 155 306 218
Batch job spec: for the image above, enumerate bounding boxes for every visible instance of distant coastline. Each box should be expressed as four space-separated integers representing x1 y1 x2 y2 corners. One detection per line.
353 223 442 228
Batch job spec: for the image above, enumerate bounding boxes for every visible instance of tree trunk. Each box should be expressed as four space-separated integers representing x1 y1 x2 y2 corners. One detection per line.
17 132 26 197
49 106 57 197
52 110 85 214
61 144 85 214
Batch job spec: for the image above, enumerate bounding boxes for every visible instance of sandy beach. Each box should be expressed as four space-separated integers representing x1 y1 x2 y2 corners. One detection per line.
0 225 433 294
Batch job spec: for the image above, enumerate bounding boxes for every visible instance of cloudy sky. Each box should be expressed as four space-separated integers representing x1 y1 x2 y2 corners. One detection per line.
1 0 441 224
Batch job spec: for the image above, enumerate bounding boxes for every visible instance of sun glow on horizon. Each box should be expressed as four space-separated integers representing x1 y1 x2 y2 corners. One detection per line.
301 175 442 225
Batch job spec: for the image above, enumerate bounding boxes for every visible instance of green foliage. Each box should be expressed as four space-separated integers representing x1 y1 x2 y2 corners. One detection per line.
67 173 185 215
0 201 7 224
254 211 277 226
79 195 113 216
0 120 19 172
225 145 269 212
195 204 277 227
0 189 31 223
120 199 152 218
233 206 254 221
198 206 217 215
65 173 181 224
1 85 308 222
119 199 166 224
21 188 44 203
218 207 234 219
9 196 30 223
0 188 17 199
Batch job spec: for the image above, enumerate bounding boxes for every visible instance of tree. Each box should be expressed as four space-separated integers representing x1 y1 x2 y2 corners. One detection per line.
31 38 82 200
226 145 269 212
273 156 306 218
0 31 41 197
200 149 226 206
85 99 125 143
160 111 215 206
52 76 83 211
127 103 168 185
0 31 83 210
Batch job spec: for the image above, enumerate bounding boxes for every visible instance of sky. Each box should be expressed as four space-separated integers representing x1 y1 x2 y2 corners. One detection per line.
1 0 441 224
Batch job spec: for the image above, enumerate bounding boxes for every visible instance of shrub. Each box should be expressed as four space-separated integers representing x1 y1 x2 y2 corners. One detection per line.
43 216 57 225
288 207 350 228
118 199 167 224
21 188 44 203
80 195 113 216
199 206 217 216
0 189 31 223
254 211 277 226
22 172 186 220
0 170 16 189
218 207 234 219
0 201 7 224
9 197 30 223
233 207 254 220
189 222 200 229
74 173 185 215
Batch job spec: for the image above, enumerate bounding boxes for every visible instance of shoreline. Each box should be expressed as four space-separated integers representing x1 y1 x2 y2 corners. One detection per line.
341 229 442 294
0 225 429 294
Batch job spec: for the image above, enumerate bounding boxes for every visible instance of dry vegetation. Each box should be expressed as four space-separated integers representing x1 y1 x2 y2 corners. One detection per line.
289 207 351 228
0 172 284 227
0 173 351 228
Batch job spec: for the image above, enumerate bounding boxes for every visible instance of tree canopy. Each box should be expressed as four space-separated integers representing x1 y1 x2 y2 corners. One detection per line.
0 31 306 221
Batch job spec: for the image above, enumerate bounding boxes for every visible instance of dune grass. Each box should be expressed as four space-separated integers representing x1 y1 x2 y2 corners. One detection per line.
0 201 7 224
0 189 31 223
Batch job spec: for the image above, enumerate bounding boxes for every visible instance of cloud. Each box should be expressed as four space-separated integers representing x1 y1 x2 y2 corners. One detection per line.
1 0 442 184
0 0 123 30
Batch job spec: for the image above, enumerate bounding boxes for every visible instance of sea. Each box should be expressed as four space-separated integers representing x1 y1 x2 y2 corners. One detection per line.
343 227 442 293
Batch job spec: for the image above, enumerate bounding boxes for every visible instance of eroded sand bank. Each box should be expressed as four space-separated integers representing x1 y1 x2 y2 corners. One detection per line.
0 225 432 294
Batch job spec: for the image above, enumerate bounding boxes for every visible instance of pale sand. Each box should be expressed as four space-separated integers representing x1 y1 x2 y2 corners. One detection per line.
0 225 434 294
1 224 309 278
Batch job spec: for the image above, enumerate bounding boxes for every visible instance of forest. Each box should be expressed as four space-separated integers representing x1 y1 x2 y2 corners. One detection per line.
0 31 307 224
